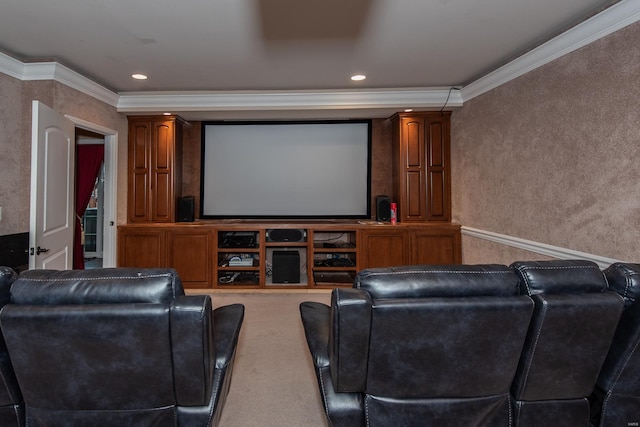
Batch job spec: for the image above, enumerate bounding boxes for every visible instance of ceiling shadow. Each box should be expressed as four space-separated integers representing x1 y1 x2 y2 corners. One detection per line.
255 0 374 41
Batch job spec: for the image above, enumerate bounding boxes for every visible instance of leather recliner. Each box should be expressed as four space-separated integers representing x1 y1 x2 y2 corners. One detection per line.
300 264 535 426
590 262 640 427
0 267 244 427
0 267 23 426
510 260 624 426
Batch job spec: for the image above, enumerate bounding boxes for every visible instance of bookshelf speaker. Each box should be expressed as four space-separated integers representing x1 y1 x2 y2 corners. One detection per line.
376 195 391 222
177 196 195 222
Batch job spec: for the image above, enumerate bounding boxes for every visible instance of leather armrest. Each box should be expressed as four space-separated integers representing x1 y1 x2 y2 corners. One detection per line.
331 288 372 392
213 303 245 370
171 295 213 406
300 301 331 368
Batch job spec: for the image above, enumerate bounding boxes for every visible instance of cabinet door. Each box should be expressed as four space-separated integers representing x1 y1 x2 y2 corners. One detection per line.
400 116 426 222
359 230 409 269
411 228 461 265
117 228 166 268
151 120 175 222
128 116 181 223
128 120 152 222
167 229 212 288
424 115 451 221
394 113 451 223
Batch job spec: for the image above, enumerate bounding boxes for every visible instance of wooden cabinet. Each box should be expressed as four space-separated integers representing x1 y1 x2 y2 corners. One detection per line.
118 222 461 289
391 112 451 222
410 226 461 265
128 116 183 223
359 224 461 270
167 228 212 288
117 226 165 268
359 229 409 269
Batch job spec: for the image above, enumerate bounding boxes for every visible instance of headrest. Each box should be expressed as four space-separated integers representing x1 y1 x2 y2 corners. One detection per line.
604 262 640 308
10 268 184 305
511 260 606 295
0 266 18 307
353 264 520 299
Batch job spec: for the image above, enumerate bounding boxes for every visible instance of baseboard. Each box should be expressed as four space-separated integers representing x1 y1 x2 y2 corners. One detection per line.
461 226 622 269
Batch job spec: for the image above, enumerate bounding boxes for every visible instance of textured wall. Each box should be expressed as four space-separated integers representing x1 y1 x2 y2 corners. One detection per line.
0 73 28 235
452 21 640 263
0 76 127 236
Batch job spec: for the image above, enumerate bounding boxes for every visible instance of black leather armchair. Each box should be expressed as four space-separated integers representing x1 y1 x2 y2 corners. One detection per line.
0 268 244 427
300 264 534 426
0 267 23 426
510 260 624 426
590 262 640 427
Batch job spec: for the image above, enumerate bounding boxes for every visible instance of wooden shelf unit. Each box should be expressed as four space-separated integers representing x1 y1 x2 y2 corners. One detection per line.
117 222 461 289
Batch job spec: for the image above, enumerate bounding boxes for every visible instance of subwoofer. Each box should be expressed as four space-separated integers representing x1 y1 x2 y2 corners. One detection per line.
177 196 195 222
272 251 300 283
376 195 391 222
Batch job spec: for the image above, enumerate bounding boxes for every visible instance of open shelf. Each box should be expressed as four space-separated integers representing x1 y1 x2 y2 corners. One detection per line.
310 230 357 287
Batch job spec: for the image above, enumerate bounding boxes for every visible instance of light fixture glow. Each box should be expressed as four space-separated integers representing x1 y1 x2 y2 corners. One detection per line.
163 112 171 116
350 74 366 81
404 108 413 112
131 73 148 80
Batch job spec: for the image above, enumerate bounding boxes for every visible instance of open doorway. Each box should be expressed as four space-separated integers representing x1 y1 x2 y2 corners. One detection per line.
76 128 105 269
67 114 118 269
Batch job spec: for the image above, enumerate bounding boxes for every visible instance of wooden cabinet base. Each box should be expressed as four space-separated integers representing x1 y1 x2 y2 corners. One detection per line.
117 222 461 289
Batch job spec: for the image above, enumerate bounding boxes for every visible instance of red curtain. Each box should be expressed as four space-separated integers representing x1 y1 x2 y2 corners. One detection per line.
74 144 104 269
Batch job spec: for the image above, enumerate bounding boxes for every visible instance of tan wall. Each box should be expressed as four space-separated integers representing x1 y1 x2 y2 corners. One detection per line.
0 76 128 236
451 21 640 264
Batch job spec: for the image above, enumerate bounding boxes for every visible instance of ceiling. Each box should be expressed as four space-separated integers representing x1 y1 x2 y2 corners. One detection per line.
0 0 622 120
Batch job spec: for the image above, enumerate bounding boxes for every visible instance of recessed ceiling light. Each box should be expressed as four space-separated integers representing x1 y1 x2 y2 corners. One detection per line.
404 108 413 112
131 74 148 80
350 74 366 81
163 112 171 115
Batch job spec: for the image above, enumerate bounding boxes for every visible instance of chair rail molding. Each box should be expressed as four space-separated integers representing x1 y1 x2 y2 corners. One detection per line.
461 226 623 269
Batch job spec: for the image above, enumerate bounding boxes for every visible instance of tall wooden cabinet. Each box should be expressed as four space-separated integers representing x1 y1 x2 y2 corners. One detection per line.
391 112 451 222
128 116 184 223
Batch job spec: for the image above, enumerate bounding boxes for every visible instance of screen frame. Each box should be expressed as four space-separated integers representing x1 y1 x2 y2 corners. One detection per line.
199 119 372 220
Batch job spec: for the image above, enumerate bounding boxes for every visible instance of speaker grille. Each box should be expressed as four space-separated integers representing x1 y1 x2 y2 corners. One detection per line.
376 196 391 222
177 196 195 222
266 229 306 242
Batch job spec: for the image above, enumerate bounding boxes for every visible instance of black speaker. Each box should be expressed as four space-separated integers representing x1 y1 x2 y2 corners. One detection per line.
376 195 391 222
266 229 306 242
177 196 195 222
272 251 300 283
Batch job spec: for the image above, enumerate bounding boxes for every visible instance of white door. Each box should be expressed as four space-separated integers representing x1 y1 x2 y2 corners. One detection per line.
29 101 76 270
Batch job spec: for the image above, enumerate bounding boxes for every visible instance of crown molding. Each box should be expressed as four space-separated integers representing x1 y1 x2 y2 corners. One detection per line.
0 53 24 80
0 52 119 107
461 0 640 102
461 226 623 269
116 88 463 114
1 0 637 113
23 61 119 107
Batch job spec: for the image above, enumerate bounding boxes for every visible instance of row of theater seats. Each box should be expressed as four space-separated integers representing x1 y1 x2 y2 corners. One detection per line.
300 260 640 427
0 267 244 427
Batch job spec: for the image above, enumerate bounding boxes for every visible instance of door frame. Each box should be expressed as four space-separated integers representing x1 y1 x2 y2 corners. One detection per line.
66 115 118 268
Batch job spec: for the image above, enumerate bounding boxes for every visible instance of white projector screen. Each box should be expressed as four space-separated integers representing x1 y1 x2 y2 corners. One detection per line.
200 121 371 219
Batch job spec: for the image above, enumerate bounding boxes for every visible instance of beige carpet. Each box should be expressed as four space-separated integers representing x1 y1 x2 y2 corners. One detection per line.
200 291 331 427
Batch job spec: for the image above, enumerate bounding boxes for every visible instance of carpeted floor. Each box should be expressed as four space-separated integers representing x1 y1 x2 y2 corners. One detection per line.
197 291 331 427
